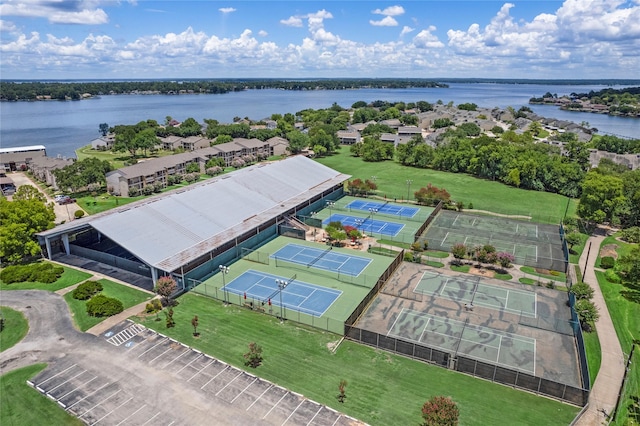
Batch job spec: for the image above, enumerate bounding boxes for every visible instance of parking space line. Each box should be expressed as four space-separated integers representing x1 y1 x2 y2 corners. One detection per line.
140 411 161 426
200 365 229 390
37 364 77 386
148 346 175 365
161 348 190 369
175 353 202 374
282 400 305 425
230 378 257 403
67 382 111 409
137 338 169 359
115 404 147 426
92 396 134 425
262 392 287 419
331 416 341 426
58 376 98 400
215 371 242 396
246 384 273 411
46 369 87 393
187 359 215 382
306 405 323 425
78 388 121 418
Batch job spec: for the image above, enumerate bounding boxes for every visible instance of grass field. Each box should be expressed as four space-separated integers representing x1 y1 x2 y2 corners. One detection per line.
0 264 92 291
596 268 640 425
0 363 84 426
520 266 566 282
0 306 29 352
315 150 577 224
582 329 601 388
64 279 153 331
135 292 579 426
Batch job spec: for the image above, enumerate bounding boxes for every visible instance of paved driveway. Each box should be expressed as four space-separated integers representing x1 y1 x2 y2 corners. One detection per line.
0 291 362 426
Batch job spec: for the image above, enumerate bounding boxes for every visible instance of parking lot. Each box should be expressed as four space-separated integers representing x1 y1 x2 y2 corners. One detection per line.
29 320 361 426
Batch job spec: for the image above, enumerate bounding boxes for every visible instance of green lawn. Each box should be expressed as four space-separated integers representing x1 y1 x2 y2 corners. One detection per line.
135 293 578 426
0 264 92 291
0 306 29 352
64 279 153 331
582 329 601 388
450 264 470 273
595 235 635 269
315 150 577 224
596 269 640 425
0 363 83 426
520 266 566 282
568 232 590 264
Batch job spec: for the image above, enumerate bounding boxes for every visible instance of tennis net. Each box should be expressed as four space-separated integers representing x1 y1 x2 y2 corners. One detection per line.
307 246 332 268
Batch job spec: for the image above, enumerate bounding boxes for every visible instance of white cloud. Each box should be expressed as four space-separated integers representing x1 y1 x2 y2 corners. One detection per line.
0 19 18 33
258 30 268 37
372 6 405 16
370 16 398 27
400 26 414 37
0 1 109 25
219 7 236 14
280 16 303 27
413 26 444 49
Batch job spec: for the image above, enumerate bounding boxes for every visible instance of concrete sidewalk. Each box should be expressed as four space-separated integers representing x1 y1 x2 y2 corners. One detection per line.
574 233 625 425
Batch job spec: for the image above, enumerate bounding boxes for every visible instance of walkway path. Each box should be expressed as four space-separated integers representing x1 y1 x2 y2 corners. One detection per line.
574 233 625 425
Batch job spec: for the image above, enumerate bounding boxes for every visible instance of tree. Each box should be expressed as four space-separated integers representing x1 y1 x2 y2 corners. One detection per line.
577 171 625 224
0 197 55 264
113 127 138 157
243 342 263 368
286 130 310 155
451 244 467 264
191 315 199 337
570 282 595 300
575 299 599 331
154 276 177 306
618 246 640 285
12 185 46 202
496 252 515 269
165 307 175 328
564 232 581 251
414 184 451 205
53 157 112 193
421 396 459 426
337 379 347 403
99 123 109 136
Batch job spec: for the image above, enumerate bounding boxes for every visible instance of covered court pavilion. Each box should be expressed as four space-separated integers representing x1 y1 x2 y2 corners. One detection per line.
36 156 351 290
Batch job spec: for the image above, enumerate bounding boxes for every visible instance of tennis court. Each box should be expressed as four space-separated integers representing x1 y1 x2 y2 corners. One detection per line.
271 243 372 276
222 269 342 317
439 230 539 261
387 308 536 374
345 199 419 218
324 213 405 237
415 271 537 318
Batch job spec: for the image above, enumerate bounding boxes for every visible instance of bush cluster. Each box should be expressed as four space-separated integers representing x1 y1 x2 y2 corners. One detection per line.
600 256 615 269
86 294 124 317
72 280 103 300
0 262 64 284
620 226 640 244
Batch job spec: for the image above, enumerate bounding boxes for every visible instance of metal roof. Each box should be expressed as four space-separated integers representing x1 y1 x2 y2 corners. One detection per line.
39 156 349 273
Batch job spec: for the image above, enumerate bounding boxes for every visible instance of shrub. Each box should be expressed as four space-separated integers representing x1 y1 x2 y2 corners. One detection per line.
145 299 162 313
74 210 85 219
620 226 640 244
0 262 64 284
142 186 154 196
600 256 615 269
605 268 621 283
545 281 556 289
570 282 594 300
421 396 459 426
86 294 124 317
404 252 414 262
72 280 103 300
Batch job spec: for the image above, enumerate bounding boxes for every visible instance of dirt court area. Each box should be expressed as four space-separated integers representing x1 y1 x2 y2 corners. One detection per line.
356 262 581 388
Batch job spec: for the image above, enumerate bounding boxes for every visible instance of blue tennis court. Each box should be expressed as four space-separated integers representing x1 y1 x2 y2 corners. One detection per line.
324 214 405 237
271 243 372 276
222 270 341 317
346 199 419 218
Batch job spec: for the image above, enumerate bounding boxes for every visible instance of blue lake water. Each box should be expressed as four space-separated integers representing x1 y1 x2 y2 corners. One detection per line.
1 83 638 158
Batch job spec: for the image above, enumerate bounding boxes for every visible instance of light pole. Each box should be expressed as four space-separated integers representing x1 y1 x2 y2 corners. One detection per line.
219 265 230 305
275 278 288 322
310 212 317 240
406 179 413 201
368 208 378 234
354 218 363 237
326 201 335 220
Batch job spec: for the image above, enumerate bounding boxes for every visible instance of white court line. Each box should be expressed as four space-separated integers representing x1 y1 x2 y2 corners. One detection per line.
452 214 459 227
262 392 288 419
283 400 306 425
472 218 477 226
534 294 538 318
78 388 120 418
533 339 537 374
441 231 449 247
115 404 147 426
37 364 77 386
58 376 98 401
417 317 433 343
200 365 228 390
496 335 503 363
536 225 538 239
187 359 215 382
246 384 273 410
516 223 519 234
504 291 510 310
463 236 469 246
535 245 538 262
386 308 405 336
230 378 258 403
306 405 324 426
176 353 202 374
215 371 242 396
92 396 134 425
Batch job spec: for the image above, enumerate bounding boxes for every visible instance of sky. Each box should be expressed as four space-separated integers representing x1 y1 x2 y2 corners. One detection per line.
1 0 639 80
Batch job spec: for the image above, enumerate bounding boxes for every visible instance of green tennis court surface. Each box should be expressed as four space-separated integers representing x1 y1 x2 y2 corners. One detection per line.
415 270 537 318
388 308 536 374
